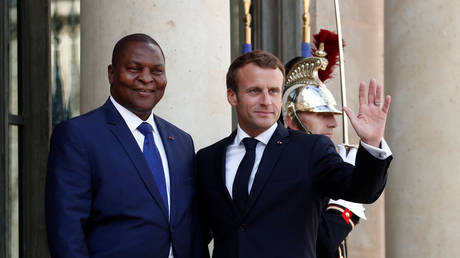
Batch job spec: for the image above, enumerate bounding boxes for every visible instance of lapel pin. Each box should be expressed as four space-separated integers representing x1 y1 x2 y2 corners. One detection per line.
277 140 282 145
169 136 174 140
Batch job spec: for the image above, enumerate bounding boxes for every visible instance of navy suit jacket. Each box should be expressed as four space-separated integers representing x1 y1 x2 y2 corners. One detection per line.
46 99 206 258
196 123 392 258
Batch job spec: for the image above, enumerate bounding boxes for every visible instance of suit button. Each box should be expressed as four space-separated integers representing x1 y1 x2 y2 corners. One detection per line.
240 224 247 231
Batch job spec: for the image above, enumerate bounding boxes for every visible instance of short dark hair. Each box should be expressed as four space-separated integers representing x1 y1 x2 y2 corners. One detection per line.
226 50 285 92
111 33 165 66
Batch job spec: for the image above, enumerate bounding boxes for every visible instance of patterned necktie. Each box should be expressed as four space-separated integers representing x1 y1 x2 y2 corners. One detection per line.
233 137 259 213
137 122 168 210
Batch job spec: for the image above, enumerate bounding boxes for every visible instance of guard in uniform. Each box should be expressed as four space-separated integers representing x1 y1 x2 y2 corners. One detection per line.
282 31 366 258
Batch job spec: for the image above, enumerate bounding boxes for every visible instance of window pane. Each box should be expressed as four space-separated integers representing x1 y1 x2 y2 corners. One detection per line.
7 125 19 258
8 0 18 115
51 0 81 128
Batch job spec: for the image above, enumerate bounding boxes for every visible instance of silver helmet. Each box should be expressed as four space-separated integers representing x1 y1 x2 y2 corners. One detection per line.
282 45 341 133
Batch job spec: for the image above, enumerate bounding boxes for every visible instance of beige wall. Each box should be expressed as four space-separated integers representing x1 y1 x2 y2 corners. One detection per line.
312 1 386 257
79 1 395 257
80 0 232 150
385 0 460 257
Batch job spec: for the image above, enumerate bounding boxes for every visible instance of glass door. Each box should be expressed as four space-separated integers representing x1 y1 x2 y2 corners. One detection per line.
6 0 21 257
2 0 53 256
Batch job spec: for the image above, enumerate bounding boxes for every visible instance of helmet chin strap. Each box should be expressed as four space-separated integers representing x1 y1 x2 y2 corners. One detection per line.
292 109 312 134
284 100 312 134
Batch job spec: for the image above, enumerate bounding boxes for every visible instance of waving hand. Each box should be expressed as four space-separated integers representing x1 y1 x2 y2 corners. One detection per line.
343 79 391 148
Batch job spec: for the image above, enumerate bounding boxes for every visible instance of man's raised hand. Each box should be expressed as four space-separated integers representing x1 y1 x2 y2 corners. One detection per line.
343 79 391 147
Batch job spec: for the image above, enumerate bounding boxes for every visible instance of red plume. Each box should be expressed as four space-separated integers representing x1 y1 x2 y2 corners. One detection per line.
312 29 345 82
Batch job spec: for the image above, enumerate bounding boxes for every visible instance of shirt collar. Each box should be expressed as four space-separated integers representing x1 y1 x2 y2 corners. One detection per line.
110 96 158 134
235 122 278 146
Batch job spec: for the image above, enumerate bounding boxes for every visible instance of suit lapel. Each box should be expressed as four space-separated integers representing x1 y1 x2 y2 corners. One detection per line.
220 131 237 208
103 100 169 222
243 124 289 217
154 116 177 224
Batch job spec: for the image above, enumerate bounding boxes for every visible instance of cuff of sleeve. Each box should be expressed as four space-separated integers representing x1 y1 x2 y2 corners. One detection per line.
328 199 367 220
326 204 360 228
360 138 392 160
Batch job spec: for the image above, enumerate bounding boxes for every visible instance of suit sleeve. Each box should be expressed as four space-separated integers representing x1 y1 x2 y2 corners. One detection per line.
316 211 353 258
195 149 214 245
312 135 392 204
45 122 91 258
190 138 211 258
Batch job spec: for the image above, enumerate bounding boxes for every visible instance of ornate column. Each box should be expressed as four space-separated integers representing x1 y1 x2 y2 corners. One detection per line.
80 0 232 149
385 0 460 257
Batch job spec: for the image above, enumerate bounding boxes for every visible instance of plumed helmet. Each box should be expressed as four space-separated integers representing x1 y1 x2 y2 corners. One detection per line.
282 42 341 133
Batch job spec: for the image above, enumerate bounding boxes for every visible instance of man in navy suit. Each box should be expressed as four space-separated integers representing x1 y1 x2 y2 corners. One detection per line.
46 34 206 258
283 55 370 258
196 50 392 258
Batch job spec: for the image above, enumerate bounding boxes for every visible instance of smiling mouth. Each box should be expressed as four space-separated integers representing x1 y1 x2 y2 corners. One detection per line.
133 89 155 95
255 111 273 116
134 89 153 92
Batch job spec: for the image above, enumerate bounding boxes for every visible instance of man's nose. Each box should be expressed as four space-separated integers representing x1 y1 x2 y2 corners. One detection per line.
138 68 154 83
260 91 272 105
329 115 338 128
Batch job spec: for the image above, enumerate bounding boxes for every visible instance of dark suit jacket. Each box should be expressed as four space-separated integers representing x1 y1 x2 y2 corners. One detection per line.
196 123 392 258
46 99 206 258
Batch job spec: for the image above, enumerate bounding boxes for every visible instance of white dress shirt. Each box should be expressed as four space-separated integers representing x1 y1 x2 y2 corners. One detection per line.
225 123 392 199
110 97 174 258
225 123 278 197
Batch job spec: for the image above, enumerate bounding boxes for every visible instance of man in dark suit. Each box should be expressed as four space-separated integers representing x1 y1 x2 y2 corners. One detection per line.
283 55 371 258
46 33 206 258
196 50 392 258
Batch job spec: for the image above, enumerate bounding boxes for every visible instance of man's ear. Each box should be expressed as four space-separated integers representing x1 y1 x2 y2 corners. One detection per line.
108 64 114 85
284 115 298 130
227 88 238 107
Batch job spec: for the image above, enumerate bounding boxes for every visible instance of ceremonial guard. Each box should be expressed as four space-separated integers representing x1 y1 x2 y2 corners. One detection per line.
282 7 375 254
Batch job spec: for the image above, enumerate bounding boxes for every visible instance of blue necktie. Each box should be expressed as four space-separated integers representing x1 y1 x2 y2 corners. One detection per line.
233 137 259 213
138 122 168 210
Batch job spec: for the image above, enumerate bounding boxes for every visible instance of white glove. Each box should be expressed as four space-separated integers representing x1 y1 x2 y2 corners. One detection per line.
337 144 357 165
329 199 367 220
